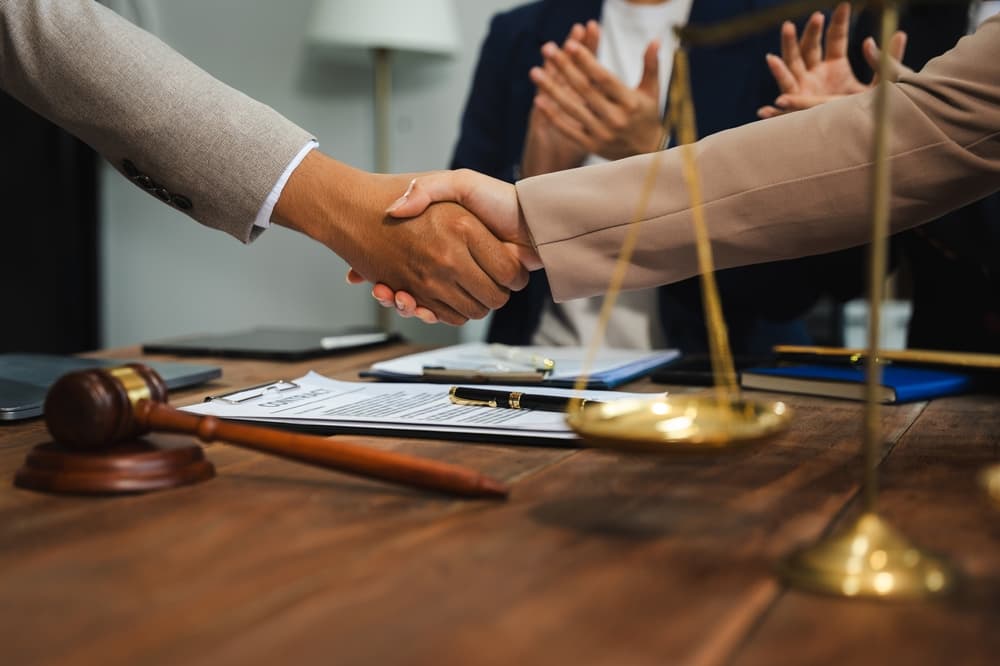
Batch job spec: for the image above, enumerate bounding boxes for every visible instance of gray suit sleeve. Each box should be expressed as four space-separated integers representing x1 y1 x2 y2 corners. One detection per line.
0 0 314 242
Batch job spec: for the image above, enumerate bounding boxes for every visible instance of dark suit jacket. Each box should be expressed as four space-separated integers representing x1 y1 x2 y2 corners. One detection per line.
858 3 1000 352
453 0 864 353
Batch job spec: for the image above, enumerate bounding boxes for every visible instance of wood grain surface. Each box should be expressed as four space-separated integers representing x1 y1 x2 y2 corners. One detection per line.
0 343 996 666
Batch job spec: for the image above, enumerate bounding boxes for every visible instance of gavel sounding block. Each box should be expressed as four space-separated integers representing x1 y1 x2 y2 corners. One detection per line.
15 434 215 495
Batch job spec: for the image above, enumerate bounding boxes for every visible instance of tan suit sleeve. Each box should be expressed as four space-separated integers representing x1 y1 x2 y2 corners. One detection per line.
0 0 314 242
517 16 1000 302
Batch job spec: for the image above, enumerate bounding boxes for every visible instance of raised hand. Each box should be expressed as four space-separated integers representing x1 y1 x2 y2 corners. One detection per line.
757 2 907 119
273 153 527 326
346 169 539 324
520 21 600 177
530 32 663 161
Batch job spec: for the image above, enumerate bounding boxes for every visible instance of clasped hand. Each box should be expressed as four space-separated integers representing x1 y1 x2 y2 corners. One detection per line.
345 170 538 324
273 152 532 327
348 22 666 323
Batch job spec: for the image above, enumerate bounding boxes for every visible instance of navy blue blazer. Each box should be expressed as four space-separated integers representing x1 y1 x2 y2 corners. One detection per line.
452 0 864 352
866 3 1000 352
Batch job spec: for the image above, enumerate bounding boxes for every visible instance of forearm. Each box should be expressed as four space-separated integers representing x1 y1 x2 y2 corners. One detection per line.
519 17 1000 302
519 124 586 178
272 151 407 264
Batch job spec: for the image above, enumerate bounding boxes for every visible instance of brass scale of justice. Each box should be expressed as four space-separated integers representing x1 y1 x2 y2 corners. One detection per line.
562 0 998 600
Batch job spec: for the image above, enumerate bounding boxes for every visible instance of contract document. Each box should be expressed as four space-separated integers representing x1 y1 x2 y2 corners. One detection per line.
184 372 656 445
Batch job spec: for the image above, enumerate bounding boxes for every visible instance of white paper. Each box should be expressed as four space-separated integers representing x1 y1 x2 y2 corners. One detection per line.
183 371 656 442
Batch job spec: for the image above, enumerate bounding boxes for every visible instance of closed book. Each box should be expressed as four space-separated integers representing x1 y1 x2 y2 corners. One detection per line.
740 364 972 404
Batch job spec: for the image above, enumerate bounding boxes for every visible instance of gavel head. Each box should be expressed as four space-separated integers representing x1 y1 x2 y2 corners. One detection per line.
44 364 169 450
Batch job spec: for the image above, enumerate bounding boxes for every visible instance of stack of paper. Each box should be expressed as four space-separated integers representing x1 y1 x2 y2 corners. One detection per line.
184 372 653 446
361 343 679 389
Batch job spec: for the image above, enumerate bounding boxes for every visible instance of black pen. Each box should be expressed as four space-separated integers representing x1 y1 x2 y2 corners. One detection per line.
448 386 601 413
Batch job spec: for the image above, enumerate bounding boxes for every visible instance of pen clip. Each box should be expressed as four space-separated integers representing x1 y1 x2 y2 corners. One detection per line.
447 386 499 408
848 353 892 367
205 379 300 404
423 366 546 384
488 344 556 372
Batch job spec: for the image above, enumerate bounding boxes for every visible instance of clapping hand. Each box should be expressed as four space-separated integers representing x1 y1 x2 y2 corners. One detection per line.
520 21 600 177
530 24 664 161
757 2 908 119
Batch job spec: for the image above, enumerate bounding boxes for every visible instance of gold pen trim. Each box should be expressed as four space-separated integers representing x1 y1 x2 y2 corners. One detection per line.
448 386 498 408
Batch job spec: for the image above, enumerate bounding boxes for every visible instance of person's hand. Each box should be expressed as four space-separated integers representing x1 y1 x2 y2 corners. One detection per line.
347 20 595 324
346 266 441 324
529 31 663 161
757 3 908 119
520 21 600 177
273 152 527 326
345 169 539 323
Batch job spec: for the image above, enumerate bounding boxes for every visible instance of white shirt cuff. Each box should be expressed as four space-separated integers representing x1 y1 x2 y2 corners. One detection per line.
253 139 318 229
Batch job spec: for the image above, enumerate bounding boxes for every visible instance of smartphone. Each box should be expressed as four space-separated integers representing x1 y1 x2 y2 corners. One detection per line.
650 353 776 386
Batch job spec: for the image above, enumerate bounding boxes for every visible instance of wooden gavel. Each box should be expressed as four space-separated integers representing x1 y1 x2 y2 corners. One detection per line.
42 364 508 498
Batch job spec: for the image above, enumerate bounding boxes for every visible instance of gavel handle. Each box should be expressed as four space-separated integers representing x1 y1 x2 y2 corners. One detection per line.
134 400 508 499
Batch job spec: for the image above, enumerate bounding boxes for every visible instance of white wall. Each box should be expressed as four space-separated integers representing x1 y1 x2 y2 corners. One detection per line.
100 0 521 348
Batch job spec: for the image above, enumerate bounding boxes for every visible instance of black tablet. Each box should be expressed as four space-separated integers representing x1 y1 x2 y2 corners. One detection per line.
142 326 396 361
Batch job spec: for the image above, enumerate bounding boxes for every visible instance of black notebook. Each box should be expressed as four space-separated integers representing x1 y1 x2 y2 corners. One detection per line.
142 326 395 360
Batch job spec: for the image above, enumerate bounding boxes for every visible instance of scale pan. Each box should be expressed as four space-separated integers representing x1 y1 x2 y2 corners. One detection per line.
566 395 790 453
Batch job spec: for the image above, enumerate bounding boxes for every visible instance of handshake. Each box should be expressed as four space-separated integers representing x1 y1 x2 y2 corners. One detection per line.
271 151 544 328
345 168 543 326
277 0 920 327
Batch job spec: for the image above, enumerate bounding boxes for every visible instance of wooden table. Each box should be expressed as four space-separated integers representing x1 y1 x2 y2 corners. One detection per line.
1 343 997 666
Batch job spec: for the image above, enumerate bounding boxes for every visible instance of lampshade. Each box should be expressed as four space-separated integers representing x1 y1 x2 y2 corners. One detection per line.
307 0 459 57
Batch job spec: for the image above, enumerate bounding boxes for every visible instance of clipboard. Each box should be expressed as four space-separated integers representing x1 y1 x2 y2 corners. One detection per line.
203 379 301 404
361 343 679 389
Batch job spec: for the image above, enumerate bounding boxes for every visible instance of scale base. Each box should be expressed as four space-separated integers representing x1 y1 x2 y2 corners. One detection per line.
781 512 954 599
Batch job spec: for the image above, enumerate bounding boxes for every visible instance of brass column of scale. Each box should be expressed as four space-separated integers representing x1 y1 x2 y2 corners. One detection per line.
780 1 953 598
564 0 956 598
